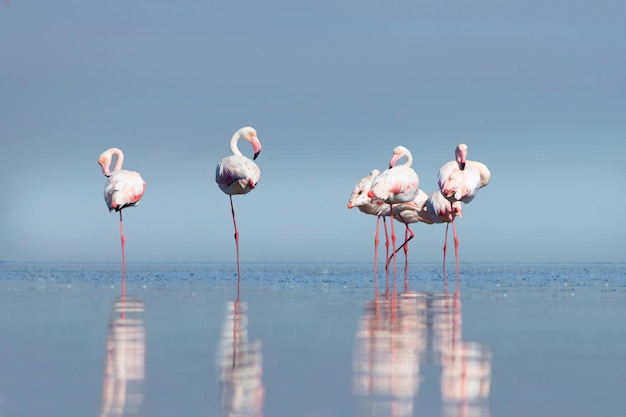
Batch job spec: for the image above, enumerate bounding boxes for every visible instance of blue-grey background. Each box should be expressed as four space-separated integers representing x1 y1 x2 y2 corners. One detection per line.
1 0 624 263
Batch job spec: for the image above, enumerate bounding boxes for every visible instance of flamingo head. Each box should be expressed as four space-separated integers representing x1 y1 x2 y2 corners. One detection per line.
240 126 262 160
98 155 111 177
348 169 379 209
389 145 411 168
455 144 468 170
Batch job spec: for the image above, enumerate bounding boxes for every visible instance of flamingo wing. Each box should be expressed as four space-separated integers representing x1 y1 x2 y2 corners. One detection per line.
104 170 145 212
216 155 261 195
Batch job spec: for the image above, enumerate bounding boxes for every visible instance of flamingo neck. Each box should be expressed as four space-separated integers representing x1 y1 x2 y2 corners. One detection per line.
109 148 125 171
402 152 413 167
229 131 244 156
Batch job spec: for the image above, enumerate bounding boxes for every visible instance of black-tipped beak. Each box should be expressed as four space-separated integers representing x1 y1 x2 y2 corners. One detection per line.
388 164 393 169
253 150 261 160
460 162 466 170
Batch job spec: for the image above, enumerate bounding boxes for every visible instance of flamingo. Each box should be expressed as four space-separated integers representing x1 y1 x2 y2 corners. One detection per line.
347 169 391 288
437 144 490 272
98 148 146 275
215 126 262 298
367 146 420 275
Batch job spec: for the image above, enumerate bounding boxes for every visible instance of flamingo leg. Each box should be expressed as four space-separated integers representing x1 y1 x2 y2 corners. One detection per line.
389 220 415 261
403 225 409 291
388 205 397 293
229 195 241 301
373 216 381 296
383 217 390 273
443 223 449 271
119 210 126 275
452 216 460 278
382 217 390 297
443 222 449 290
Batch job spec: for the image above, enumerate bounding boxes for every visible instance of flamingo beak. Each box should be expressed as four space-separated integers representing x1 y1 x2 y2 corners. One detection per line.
347 202 353 209
460 162 466 170
389 154 401 169
99 163 111 177
253 150 261 160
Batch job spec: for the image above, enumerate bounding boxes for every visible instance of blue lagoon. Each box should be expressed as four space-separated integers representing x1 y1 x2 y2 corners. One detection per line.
0 262 624 417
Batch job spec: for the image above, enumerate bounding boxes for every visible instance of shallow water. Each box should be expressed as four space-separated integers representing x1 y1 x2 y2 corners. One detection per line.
0 262 625 417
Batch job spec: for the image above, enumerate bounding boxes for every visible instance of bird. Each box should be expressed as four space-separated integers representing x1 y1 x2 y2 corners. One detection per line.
98 147 146 275
215 126 262 298
367 146 420 205
367 146 420 275
437 144 490 272
347 169 391 284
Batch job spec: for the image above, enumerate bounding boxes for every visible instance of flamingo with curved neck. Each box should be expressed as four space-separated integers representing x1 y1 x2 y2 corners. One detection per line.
97 147 146 275
366 146 420 278
215 126 263 299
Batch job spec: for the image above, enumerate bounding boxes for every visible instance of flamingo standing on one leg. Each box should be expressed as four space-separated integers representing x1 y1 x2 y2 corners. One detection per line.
98 148 146 275
437 144 491 273
367 146 420 278
347 169 391 294
215 126 262 299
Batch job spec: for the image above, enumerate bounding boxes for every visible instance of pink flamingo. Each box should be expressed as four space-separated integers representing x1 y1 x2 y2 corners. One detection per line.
367 146 420 275
437 144 491 272
347 169 391 291
215 126 262 298
98 148 146 274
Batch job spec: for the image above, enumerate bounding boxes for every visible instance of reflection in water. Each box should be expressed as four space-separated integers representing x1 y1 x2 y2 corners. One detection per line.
99 294 146 417
353 293 422 417
353 292 491 417
217 301 264 417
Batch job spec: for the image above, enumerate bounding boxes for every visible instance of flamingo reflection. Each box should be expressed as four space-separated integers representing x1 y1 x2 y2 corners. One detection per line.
353 291 491 417
417 292 491 417
217 301 264 417
353 292 422 417
99 290 146 417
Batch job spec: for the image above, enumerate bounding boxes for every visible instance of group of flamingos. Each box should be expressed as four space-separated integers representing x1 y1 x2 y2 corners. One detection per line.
97 126 490 291
347 143 491 281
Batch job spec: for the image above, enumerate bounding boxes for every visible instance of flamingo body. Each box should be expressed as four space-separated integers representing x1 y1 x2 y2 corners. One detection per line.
97 147 145 274
98 148 146 212
347 169 389 217
104 171 146 212
437 144 490 204
422 190 463 224
215 126 263 299
436 144 490 275
368 146 420 204
216 127 262 195
390 189 429 224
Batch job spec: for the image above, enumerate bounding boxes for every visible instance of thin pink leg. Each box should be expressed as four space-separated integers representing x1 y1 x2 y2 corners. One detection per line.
442 222 450 292
443 223 449 272
119 210 126 274
230 195 241 301
452 217 460 278
382 217 390 297
373 216 381 296
388 210 414 265
388 205 397 293
390 223 414 263
383 217 390 273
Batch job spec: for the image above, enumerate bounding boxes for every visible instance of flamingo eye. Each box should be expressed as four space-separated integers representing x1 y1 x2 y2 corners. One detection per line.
357 190 363 195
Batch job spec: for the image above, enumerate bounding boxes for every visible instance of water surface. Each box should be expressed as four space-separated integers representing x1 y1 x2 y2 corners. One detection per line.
0 262 624 417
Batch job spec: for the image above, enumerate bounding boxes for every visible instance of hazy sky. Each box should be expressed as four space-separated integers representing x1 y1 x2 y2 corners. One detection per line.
1 0 624 264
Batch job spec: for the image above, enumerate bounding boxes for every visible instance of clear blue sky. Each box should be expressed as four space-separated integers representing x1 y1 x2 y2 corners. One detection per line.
1 0 624 263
